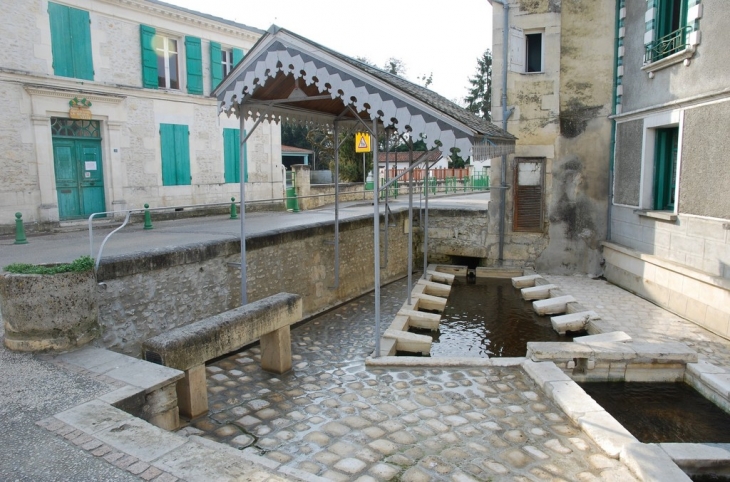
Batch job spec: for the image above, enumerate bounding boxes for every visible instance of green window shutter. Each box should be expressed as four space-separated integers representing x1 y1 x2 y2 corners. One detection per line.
185 36 203 95
210 41 222 90
68 7 93 80
140 25 158 89
174 125 191 185
232 47 244 66
49 2 73 78
160 124 177 186
223 128 240 183
48 3 94 80
160 124 191 186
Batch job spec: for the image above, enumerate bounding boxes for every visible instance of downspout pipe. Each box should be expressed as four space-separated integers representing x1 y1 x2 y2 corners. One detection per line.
490 0 514 265
607 0 621 244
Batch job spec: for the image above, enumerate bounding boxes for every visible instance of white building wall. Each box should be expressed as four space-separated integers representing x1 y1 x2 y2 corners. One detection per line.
0 0 280 230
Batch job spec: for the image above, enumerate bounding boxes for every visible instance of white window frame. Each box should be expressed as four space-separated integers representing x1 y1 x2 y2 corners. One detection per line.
154 33 180 90
221 48 233 77
639 109 684 213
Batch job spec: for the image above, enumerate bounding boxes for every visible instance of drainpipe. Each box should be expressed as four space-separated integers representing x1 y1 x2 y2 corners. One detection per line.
490 0 514 265
607 0 621 243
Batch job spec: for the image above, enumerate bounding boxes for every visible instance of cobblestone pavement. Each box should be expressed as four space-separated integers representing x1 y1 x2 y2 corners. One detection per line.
545 275 730 369
192 278 639 481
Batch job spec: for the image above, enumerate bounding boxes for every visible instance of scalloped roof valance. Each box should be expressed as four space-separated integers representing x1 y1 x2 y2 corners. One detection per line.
214 26 515 161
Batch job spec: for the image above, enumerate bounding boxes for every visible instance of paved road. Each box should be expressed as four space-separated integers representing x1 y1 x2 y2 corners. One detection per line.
0 193 489 271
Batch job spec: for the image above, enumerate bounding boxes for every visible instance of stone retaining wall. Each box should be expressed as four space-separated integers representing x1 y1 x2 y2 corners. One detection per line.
95 212 411 356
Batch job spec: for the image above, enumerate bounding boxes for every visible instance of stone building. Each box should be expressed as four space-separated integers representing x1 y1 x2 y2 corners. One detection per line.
0 0 282 231
488 0 616 274
604 0 730 339
489 0 729 340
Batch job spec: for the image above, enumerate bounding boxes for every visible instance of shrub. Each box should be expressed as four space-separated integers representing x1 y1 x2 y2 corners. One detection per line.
3 256 94 275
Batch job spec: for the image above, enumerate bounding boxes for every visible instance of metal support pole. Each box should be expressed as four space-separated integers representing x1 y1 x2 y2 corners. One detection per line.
383 129 390 269
239 114 248 305
407 141 414 305
333 120 340 289
372 119 381 357
422 158 429 279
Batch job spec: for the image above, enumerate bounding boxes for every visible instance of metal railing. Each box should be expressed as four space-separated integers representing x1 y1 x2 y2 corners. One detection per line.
645 25 693 63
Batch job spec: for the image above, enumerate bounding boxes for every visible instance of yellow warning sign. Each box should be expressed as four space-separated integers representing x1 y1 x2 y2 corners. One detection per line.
355 132 371 153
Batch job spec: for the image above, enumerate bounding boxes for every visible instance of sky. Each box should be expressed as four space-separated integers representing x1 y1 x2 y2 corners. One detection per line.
163 0 494 104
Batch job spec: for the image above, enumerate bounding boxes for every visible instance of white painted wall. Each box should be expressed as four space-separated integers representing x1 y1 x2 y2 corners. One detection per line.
0 0 280 227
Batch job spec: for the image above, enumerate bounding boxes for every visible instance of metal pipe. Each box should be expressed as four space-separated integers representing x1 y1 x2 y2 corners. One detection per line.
94 211 132 273
491 0 511 265
422 158 429 279
383 129 390 269
239 114 248 305
372 119 381 357
333 120 340 288
407 140 414 305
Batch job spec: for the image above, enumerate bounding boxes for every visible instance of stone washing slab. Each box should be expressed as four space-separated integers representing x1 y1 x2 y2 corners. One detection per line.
686 359 727 376
521 360 572 391
521 284 558 301
533 295 577 316
56 346 136 375
526 341 593 362
416 279 452 297
551 311 600 334
382 329 431 355
699 372 730 398
512 274 543 288
576 341 638 361
620 443 692 482
94 415 187 463
573 331 632 344
104 358 184 392
55 399 133 435
544 380 605 422
629 342 698 363
578 411 638 459
660 443 730 469
397 309 440 331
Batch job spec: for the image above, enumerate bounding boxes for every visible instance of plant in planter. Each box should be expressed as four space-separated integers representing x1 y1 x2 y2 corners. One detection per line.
1 256 100 352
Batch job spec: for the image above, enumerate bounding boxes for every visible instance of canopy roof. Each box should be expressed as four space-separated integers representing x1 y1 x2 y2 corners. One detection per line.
214 26 515 160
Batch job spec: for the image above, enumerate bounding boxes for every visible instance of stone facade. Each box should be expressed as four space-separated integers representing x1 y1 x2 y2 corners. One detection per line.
0 0 281 232
489 0 615 274
606 0 730 340
95 212 412 356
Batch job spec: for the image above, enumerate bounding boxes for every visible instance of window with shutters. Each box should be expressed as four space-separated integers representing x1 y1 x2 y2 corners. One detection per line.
154 34 179 89
210 43 244 91
512 158 545 232
160 124 191 186
48 2 94 80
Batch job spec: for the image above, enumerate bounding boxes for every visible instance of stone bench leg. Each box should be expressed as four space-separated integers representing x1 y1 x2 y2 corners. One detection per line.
176 364 208 420
260 326 292 374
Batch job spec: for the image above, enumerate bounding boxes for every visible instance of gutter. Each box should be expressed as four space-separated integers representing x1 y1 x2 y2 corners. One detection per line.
607 0 621 243
489 0 515 265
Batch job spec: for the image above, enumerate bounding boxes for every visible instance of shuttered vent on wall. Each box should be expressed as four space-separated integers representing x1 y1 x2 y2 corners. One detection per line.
513 158 545 232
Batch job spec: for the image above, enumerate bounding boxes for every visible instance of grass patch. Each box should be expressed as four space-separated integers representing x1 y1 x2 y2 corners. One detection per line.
3 255 94 275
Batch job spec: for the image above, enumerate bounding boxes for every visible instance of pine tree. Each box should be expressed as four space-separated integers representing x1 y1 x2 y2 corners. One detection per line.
464 50 492 121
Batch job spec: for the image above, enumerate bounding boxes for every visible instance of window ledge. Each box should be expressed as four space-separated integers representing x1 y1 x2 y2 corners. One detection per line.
635 210 678 222
642 46 696 75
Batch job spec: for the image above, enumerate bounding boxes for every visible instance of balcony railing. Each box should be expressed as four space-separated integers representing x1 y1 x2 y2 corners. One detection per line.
645 25 694 64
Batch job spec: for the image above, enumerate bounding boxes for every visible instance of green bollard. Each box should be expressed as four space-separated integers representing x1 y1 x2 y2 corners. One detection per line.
143 203 153 230
230 197 238 219
14 212 28 245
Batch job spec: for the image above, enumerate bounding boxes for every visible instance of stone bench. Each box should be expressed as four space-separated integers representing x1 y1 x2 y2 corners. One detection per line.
142 293 302 419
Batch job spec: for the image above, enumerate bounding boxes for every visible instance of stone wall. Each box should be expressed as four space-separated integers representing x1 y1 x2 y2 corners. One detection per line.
95 212 411 356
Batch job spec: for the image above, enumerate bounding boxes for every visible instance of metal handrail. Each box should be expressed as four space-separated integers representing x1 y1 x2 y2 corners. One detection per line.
645 25 693 63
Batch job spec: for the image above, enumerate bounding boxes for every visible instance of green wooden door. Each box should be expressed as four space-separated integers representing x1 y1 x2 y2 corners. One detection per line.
53 138 105 219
